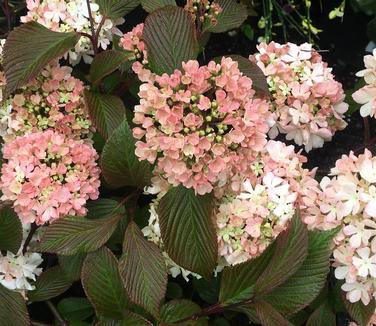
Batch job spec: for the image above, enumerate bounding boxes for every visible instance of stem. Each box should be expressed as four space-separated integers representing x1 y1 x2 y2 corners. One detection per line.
93 16 107 50
2 0 11 33
85 0 98 55
46 300 66 326
22 224 38 254
363 117 370 145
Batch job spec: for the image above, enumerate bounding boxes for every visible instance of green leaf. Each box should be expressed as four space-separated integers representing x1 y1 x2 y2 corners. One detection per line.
94 312 152 326
3 22 79 95
262 227 340 315
306 301 336 326
219 244 275 305
90 50 132 85
58 253 86 281
0 284 29 325
255 300 294 326
343 296 376 326
141 0 176 12
193 277 220 304
0 205 23 254
28 266 72 302
228 55 269 96
204 0 248 33
57 297 94 321
100 118 152 188
143 6 199 74
119 221 167 317
96 0 140 19
35 214 122 255
84 90 126 139
157 186 217 279
254 213 308 295
160 300 208 325
86 199 126 219
82 247 130 319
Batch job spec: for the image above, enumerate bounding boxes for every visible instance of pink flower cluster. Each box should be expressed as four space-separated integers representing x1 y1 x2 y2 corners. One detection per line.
185 0 223 28
119 23 154 82
21 0 124 64
251 42 348 152
318 150 376 305
0 63 92 142
0 130 100 225
217 140 326 264
133 57 273 195
353 49 376 118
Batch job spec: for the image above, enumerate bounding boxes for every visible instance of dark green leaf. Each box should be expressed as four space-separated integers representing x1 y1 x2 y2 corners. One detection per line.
263 227 340 315
82 247 129 319
94 312 152 326
0 205 23 254
143 6 199 74
58 253 86 281
219 244 275 305
119 221 167 317
344 296 376 326
84 90 126 139
96 0 140 19
100 119 152 188
306 301 336 326
166 282 183 300
57 297 94 321
3 22 79 95
160 300 208 325
255 300 294 326
157 186 217 279
193 277 220 304
204 0 248 33
34 214 122 255
0 284 29 325
141 0 176 12
28 266 72 302
254 213 308 295
90 50 132 85
86 198 126 219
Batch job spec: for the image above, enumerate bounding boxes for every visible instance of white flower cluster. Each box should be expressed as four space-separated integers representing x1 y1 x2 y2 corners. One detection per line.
21 0 124 65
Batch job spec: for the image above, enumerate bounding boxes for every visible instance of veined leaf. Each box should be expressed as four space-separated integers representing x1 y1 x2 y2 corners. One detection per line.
160 300 208 325
94 312 152 326
219 244 275 305
204 0 248 33
82 247 130 319
254 213 308 295
306 301 336 326
57 297 94 322
3 22 79 95
35 214 123 255
157 186 217 279
84 90 126 139
0 284 29 325
119 221 167 317
86 198 126 219
263 227 340 315
100 118 152 188
96 0 140 19
143 6 199 74
255 300 294 326
0 205 23 254
28 266 72 302
141 0 176 12
343 296 376 326
90 50 132 85
58 253 86 281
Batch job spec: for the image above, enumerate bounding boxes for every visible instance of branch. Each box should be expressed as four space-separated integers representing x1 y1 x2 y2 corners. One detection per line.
22 224 39 254
85 0 98 55
46 300 66 326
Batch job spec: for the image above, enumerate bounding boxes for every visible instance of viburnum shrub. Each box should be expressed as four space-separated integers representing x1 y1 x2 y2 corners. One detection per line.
0 1 376 326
